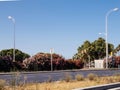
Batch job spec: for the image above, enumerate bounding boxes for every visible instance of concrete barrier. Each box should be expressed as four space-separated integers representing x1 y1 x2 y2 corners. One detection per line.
108 87 120 90
73 82 120 90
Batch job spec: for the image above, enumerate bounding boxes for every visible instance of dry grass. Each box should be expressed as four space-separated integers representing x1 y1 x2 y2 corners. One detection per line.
5 81 101 90
75 74 84 81
87 73 98 81
4 74 120 90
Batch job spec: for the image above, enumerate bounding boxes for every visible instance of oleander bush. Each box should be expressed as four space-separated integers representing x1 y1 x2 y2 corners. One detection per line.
23 53 84 71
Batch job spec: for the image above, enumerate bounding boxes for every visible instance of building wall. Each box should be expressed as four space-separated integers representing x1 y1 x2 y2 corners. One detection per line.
94 59 104 68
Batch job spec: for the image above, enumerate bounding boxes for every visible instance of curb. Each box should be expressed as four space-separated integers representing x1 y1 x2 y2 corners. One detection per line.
72 82 120 90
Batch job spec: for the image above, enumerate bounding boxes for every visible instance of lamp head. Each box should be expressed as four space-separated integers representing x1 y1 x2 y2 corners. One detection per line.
113 8 119 11
8 16 12 19
8 16 15 23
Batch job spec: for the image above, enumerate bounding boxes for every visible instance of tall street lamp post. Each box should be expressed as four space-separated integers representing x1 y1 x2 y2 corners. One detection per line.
8 16 16 62
105 8 118 69
50 48 54 71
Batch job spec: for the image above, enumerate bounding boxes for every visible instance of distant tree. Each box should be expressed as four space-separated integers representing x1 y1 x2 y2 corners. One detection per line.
0 49 30 62
0 55 13 72
73 38 114 67
114 44 120 55
0 49 30 71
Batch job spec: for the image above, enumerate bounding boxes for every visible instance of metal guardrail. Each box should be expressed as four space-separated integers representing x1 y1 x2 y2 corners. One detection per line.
73 82 120 90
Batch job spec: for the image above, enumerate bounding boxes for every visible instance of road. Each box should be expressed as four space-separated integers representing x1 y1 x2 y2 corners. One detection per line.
0 69 120 84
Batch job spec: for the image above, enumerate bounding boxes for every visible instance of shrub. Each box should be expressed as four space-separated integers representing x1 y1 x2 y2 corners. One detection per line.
87 73 97 81
75 74 84 81
114 73 120 77
0 79 6 90
47 75 52 83
64 73 72 82
105 77 114 83
116 77 120 82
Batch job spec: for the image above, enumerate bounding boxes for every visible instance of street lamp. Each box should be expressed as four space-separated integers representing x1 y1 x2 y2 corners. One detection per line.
8 16 16 62
105 8 118 69
50 48 54 71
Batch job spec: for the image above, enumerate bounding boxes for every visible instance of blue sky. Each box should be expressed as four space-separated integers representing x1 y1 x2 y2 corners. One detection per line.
0 0 120 59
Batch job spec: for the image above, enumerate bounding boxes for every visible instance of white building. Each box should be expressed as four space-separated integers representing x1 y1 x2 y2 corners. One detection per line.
94 59 104 68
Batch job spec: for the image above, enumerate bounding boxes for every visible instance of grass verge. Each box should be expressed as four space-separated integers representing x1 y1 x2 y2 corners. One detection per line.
3 73 120 90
